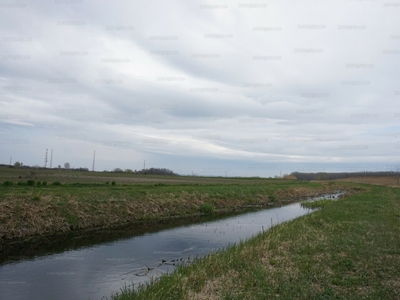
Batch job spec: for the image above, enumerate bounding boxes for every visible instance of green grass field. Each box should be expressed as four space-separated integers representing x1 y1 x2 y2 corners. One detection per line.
0 166 283 185
110 185 400 300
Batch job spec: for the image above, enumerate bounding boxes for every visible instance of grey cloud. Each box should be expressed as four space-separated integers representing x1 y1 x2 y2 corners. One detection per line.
0 0 399 175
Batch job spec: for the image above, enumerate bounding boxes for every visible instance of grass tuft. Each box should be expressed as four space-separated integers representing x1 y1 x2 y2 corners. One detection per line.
26 180 35 186
301 199 334 209
199 203 215 214
32 195 41 201
3 180 13 187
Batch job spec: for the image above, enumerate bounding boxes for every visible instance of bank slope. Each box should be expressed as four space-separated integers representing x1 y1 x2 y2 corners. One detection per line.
0 180 349 241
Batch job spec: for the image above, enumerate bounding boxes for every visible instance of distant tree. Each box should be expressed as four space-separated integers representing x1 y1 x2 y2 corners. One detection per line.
283 174 296 179
124 169 133 173
113 168 123 173
14 161 21 167
64 162 70 169
390 164 400 186
58 165 61 169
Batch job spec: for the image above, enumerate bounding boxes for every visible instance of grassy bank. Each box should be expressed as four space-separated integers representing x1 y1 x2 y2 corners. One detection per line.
110 185 400 300
0 169 352 241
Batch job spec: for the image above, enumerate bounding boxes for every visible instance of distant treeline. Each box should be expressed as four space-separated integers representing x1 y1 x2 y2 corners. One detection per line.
291 171 398 181
111 167 178 175
0 164 178 175
0 164 90 171
135 168 178 175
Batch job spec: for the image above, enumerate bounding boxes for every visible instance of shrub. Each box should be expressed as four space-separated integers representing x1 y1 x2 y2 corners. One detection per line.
36 181 41 186
42 181 47 186
200 203 215 214
268 194 277 202
52 181 61 186
32 195 41 201
3 181 13 187
111 181 116 186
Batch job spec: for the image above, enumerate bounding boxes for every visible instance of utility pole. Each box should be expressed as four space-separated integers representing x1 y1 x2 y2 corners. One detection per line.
44 149 48 168
9 156 12 165
50 149 53 168
143 160 145 170
92 150 96 172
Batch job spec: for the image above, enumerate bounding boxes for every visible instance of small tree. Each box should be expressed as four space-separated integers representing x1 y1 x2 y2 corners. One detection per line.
124 169 133 173
64 162 70 169
14 161 21 167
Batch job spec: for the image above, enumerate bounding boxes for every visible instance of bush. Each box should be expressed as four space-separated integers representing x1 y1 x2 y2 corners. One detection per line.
26 180 35 186
42 181 47 186
3 181 13 187
36 181 41 186
52 181 61 186
32 195 41 201
268 194 277 202
200 203 215 214
111 181 116 186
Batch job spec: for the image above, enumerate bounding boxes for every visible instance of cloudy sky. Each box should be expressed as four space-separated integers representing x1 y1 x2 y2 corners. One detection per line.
0 0 399 177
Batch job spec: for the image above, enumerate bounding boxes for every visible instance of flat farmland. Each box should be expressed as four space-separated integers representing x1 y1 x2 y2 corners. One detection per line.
0 166 277 185
334 176 400 187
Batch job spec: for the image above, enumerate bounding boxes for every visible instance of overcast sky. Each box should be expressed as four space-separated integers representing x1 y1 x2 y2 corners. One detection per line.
0 0 399 177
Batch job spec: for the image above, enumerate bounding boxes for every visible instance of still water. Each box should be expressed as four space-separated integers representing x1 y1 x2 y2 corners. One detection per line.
0 193 341 300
